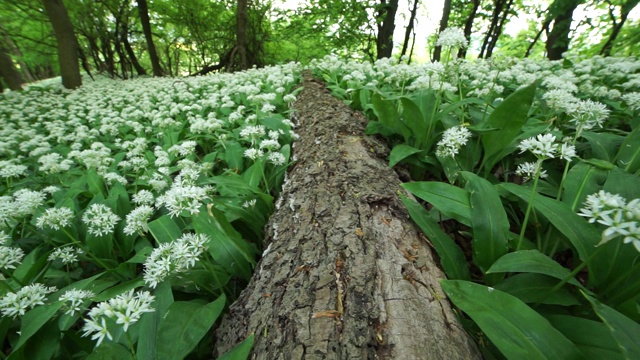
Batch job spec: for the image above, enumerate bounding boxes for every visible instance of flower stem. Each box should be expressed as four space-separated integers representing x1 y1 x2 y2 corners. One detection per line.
516 163 542 251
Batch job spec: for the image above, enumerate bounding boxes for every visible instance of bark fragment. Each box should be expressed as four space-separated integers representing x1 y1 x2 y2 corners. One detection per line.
213 72 481 359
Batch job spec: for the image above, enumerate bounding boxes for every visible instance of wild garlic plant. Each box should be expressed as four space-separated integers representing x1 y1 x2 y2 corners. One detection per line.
0 63 301 356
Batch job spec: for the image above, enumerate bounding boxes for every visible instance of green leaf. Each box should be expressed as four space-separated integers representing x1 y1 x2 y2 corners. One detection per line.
562 161 609 211
157 295 226 360
372 92 400 129
389 144 423 168
402 182 471 226
461 172 508 276
400 97 427 148
137 281 174 360
604 166 640 202
442 280 583 360
487 250 584 288
147 215 182 244
493 273 579 306
364 120 397 137
547 315 624 360
87 342 134 360
615 128 640 173
217 334 255 360
87 168 106 196
93 278 144 302
481 81 537 171
401 196 470 280
14 301 64 350
224 141 245 172
585 293 640 360
192 205 256 280
582 131 625 162
243 158 265 188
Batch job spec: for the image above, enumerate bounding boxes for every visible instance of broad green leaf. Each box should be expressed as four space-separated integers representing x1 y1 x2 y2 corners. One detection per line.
498 183 599 263
87 168 105 196
372 92 400 129
604 166 640 202
192 205 256 280
157 295 226 360
243 158 265 188
402 182 471 226
585 293 640 359
87 342 134 360
494 273 579 306
224 141 245 172
442 280 583 360
547 315 624 360
147 215 182 244
401 196 470 280
562 161 609 211
615 128 640 173
137 281 174 360
14 301 64 350
400 97 427 148
487 250 583 288
217 334 255 360
364 120 397 137
93 278 144 302
12 247 48 285
22 320 60 360
481 81 537 172
389 144 423 168
461 172 508 276
582 131 624 162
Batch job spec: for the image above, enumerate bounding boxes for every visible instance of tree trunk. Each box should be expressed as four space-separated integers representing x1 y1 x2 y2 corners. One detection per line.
600 0 639 56
123 34 147 76
486 0 514 58
400 0 419 61
433 0 452 62
235 0 249 71
0 43 24 91
479 0 506 58
42 0 82 89
0 21 34 83
546 0 581 60
136 0 163 76
458 0 480 59
376 0 399 59
212 72 482 359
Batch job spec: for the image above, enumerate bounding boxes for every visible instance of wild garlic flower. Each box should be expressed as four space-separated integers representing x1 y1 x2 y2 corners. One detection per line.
435 27 469 49
0 161 28 179
0 283 57 318
38 153 74 174
132 190 155 206
621 92 640 111
259 139 281 151
578 191 640 251
436 126 472 158
59 289 95 316
267 152 286 166
168 141 198 157
0 230 9 245
36 207 74 230
239 125 266 144
0 196 14 229
48 246 84 265
0 245 25 270
569 99 609 132
82 204 121 237
155 184 209 217
518 133 576 162
244 148 263 160
82 289 155 346
143 233 209 288
13 189 46 218
515 161 548 182
123 205 154 236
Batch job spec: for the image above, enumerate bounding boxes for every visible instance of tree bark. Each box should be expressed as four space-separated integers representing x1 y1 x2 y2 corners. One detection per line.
479 0 506 58
458 0 480 59
376 0 399 59
0 43 24 91
0 21 34 83
546 0 581 60
485 0 514 58
136 0 163 76
433 0 452 62
234 0 249 71
600 0 639 56
212 72 482 359
42 0 82 89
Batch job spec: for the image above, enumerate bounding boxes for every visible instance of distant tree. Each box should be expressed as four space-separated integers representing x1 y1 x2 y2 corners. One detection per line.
0 42 24 90
399 0 419 61
433 0 452 62
479 0 516 58
136 0 163 76
42 0 82 89
233 0 249 70
376 0 398 59
545 0 583 60
458 0 480 58
600 0 640 56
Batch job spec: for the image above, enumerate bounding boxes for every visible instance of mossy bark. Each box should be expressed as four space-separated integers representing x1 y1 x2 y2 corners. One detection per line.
213 72 481 359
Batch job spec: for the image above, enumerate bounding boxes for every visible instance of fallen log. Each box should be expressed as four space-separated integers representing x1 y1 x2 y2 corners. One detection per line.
213 71 481 359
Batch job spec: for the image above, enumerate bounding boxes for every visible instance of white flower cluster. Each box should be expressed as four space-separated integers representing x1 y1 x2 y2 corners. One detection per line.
123 205 154 235
48 246 84 265
0 160 28 179
436 27 469 49
578 191 640 251
515 161 547 182
81 204 121 237
155 183 210 217
36 207 74 230
517 133 576 161
0 245 25 270
143 233 209 288
59 289 95 316
436 126 472 158
568 99 609 133
0 283 57 318
81 289 155 346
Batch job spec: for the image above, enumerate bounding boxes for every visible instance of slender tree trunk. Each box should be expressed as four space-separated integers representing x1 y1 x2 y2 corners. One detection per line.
600 0 639 56
123 35 147 75
212 71 482 359
458 0 480 58
486 0 514 58
400 0 419 61
42 0 82 89
0 43 24 91
525 19 550 57
0 22 34 82
376 0 399 59
546 0 581 60
235 0 249 70
136 0 163 76
479 0 506 58
433 0 452 62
